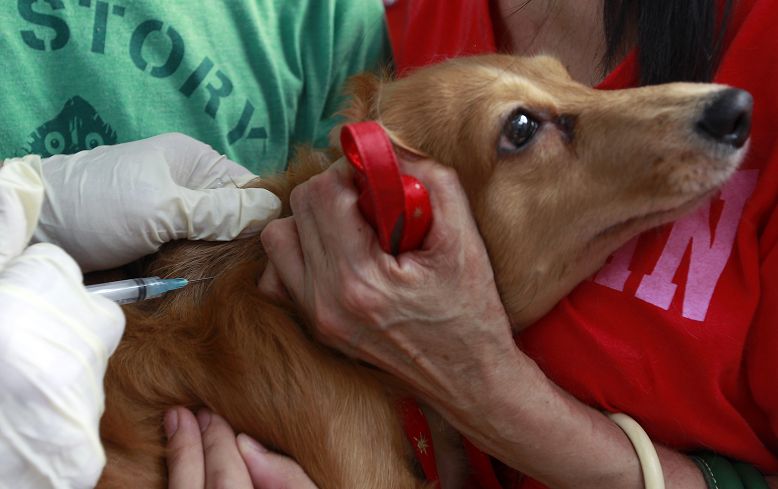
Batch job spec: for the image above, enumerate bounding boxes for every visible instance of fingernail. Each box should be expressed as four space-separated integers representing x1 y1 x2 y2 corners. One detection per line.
197 409 212 433
164 408 179 439
237 433 268 454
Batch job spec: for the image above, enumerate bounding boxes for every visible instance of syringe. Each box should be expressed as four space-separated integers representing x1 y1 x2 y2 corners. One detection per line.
86 276 193 304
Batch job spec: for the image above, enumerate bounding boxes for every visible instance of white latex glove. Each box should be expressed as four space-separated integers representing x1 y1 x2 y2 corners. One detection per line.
33 133 281 272
0 156 125 489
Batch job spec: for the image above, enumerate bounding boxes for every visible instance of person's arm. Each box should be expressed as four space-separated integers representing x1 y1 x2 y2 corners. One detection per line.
435 342 706 489
259 158 773 489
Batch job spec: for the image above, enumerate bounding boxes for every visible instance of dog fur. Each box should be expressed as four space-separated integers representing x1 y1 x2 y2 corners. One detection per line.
96 55 747 488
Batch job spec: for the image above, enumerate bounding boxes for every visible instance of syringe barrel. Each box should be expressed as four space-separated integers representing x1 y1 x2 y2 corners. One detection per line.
85 277 166 304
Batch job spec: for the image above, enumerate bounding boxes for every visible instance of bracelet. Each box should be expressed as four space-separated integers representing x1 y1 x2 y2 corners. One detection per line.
691 452 769 489
608 412 665 489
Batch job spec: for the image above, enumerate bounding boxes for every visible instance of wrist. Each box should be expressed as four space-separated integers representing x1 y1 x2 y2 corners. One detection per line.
447 353 712 489
441 351 648 488
436 343 544 447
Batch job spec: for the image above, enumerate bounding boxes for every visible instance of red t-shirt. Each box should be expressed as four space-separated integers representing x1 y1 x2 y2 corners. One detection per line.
386 0 778 483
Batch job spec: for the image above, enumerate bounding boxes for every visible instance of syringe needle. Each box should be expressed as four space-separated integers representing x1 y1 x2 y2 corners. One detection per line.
184 276 216 284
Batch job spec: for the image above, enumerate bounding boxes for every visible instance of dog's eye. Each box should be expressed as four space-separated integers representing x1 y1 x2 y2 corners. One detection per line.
499 110 540 153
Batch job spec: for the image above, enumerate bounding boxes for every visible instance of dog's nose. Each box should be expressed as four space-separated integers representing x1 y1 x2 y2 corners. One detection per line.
696 88 753 148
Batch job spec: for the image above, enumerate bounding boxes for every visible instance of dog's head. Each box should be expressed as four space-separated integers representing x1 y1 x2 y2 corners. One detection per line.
342 55 751 328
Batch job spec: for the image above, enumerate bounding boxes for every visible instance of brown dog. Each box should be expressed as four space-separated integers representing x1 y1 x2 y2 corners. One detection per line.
96 55 751 488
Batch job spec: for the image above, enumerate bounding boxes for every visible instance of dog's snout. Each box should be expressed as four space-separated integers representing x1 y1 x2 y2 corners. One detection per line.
696 88 753 148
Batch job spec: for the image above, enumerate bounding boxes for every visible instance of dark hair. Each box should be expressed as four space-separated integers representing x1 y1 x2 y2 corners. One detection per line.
603 0 735 85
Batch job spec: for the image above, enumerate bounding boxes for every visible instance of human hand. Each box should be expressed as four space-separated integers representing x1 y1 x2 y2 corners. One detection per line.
0 157 125 488
258 158 519 412
165 407 318 489
33 133 282 272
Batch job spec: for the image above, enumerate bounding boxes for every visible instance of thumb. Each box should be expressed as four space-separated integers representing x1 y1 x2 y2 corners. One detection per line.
237 434 319 489
177 186 282 241
397 159 475 258
399 159 472 234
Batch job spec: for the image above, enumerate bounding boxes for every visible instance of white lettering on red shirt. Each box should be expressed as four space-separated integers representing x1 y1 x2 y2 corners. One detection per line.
594 169 759 321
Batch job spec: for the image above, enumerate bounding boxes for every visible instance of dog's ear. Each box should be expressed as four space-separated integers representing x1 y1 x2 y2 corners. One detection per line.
328 73 384 150
334 72 431 160
342 73 383 122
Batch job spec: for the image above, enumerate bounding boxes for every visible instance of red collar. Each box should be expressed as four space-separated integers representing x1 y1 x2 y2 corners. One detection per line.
399 398 517 488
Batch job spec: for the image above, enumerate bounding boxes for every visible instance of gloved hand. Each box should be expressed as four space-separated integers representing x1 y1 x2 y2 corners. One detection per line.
0 156 125 489
33 133 282 272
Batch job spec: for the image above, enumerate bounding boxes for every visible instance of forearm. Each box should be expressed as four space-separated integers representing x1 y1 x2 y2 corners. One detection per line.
437 345 708 489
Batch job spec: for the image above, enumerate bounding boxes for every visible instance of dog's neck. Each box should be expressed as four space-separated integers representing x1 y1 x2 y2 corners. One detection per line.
493 0 625 86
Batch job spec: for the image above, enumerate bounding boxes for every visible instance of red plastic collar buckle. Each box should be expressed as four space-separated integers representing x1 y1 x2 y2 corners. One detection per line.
340 122 432 255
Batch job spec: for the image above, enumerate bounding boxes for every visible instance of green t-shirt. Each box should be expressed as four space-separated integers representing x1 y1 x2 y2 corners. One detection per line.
0 0 389 175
